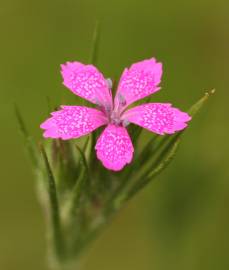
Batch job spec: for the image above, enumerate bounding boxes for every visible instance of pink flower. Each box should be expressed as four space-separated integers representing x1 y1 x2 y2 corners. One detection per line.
40 58 191 171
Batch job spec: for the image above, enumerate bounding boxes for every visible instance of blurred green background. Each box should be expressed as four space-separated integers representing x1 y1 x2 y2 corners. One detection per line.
0 0 228 269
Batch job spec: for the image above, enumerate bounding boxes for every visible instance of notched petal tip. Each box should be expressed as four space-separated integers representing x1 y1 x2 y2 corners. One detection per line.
123 103 191 136
130 57 163 83
115 57 163 110
96 153 132 171
43 128 59 139
173 109 192 128
40 106 107 140
60 61 112 107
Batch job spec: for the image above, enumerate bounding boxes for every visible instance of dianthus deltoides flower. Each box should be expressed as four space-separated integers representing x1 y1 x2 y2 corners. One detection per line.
40 58 191 171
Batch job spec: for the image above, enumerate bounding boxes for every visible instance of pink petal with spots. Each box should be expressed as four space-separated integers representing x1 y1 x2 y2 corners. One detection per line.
61 61 112 108
40 106 108 140
95 124 134 171
114 58 162 111
122 103 191 135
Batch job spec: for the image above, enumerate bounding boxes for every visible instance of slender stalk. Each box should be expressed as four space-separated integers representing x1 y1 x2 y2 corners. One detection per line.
40 144 66 265
68 170 86 217
66 145 89 219
89 20 100 65
14 104 37 166
75 144 90 180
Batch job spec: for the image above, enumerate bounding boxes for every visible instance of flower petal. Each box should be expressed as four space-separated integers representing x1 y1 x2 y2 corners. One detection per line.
40 106 108 140
122 103 191 135
114 58 162 111
61 61 112 108
95 124 134 171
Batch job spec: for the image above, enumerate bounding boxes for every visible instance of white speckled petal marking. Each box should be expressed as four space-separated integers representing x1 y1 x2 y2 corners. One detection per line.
114 58 162 111
122 103 191 135
95 124 134 171
40 106 108 140
61 62 112 107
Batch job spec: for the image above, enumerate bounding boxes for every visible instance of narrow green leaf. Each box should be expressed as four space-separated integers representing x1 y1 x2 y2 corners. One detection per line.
67 165 87 220
75 144 89 180
131 125 143 146
39 144 65 260
83 135 90 153
55 140 80 191
63 145 90 250
135 134 160 167
120 90 215 203
83 135 93 164
147 138 180 180
132 135 174 179
14 104 38 166
89 20 100 65
123 135 168 182
108 138 175 211
188 89 215 117
126 135 180 201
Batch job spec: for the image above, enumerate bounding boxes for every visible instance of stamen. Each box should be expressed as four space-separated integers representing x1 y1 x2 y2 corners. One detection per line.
104 104 112 116
122 119 130 127
106 78 113 89
117 93 126 106
94 97 101 107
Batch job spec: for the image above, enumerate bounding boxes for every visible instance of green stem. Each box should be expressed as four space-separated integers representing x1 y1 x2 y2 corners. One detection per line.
89 20 100 65
40 144 66 264
14 104 38 167
68 168 86 220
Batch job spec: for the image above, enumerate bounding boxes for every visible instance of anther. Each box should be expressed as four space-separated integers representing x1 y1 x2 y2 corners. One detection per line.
122 119 130 127
117 93 126 106
94 97 101 107
106 78 113 89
